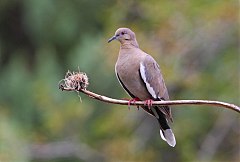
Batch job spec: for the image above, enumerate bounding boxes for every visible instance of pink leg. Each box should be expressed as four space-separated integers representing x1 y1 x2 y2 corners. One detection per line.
127 98 140 110
144 99 153 110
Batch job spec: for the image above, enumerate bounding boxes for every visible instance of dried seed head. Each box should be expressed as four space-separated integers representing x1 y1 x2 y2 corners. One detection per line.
59 70 89 90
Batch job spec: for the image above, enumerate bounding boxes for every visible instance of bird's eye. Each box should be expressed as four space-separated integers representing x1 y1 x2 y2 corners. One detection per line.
121 32 125 35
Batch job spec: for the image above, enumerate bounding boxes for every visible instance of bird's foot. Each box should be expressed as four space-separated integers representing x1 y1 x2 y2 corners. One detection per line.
127 98 140 110
144 99 153 110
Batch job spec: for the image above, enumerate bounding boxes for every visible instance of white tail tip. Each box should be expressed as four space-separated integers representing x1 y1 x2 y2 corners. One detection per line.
160 129 176 147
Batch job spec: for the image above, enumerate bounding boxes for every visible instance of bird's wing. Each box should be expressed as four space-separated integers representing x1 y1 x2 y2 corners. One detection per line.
139 55 172 121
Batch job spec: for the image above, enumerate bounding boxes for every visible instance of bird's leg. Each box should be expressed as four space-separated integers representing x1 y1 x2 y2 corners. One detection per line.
144 99 153 110
127 98 140 110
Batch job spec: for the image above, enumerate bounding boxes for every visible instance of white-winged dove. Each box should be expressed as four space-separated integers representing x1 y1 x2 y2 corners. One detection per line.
108 28 176 147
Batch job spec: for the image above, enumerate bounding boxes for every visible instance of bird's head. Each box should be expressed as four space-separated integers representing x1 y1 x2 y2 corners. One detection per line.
108 28 138 47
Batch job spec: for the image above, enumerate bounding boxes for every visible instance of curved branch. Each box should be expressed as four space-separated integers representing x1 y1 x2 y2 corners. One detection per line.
58 70 239 113
60 86 240 113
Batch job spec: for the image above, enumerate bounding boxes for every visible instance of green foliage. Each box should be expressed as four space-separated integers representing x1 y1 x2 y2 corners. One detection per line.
0 0 239 162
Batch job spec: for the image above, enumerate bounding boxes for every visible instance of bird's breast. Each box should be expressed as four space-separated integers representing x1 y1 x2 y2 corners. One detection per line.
115 55 151 100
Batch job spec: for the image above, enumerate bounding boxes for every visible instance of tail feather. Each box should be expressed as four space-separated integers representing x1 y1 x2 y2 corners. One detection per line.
159 129 166 141
160 129 176 147
154 106 176 147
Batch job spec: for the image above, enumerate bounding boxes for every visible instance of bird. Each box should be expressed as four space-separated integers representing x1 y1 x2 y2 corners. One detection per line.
108 28 176 147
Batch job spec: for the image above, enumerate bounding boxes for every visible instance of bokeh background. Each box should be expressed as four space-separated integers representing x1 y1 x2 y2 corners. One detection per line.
0 0 239 162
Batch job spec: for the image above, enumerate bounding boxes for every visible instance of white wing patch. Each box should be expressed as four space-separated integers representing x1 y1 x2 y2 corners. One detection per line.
140 62 157 99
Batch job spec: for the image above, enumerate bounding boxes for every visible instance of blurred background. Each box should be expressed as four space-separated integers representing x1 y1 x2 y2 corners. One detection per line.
0 0 239 162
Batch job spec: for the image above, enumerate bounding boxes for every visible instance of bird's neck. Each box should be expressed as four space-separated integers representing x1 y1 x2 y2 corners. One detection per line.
120 39 139 49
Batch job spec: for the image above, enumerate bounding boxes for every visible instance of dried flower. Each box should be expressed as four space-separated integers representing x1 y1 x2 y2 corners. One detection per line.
59 70 89 90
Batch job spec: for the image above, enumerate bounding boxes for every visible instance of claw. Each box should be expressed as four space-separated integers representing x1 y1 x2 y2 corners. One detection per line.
127 98 140 110
144 99 153 110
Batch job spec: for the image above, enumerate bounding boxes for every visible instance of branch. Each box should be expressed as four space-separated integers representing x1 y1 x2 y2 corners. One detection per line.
58 70 240 113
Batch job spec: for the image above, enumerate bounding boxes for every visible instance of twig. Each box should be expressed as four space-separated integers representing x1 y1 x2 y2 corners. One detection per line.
59 86 240 113
58 70 240 113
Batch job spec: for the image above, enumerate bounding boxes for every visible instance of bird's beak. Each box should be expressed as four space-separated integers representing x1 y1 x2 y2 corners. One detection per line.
108 35 117 43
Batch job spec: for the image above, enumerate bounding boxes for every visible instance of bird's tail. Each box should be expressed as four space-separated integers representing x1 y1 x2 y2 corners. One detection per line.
155 107 176 147
159 127 176 147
